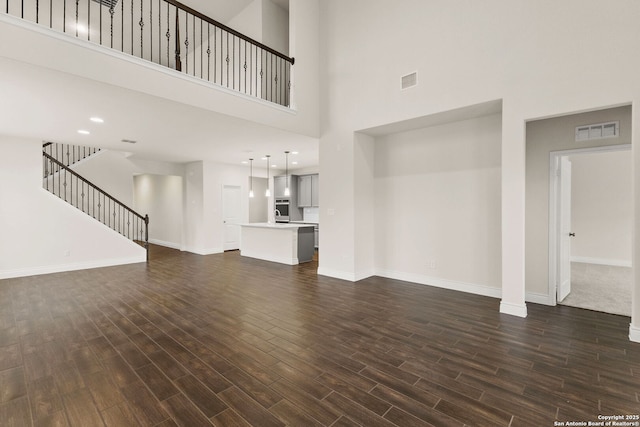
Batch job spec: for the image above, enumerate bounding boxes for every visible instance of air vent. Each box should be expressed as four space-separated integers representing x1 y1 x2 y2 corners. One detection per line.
401 72 417 90
91 0 119 9
575 121 619 141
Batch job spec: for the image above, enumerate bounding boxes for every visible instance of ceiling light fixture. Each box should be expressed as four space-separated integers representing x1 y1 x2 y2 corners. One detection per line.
284 151 290 197
90 117 104 123
265 155 271 197
249 158 255 198
77 130 90 135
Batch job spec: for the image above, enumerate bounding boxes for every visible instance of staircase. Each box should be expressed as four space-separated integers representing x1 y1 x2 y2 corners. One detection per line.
42 142 149 259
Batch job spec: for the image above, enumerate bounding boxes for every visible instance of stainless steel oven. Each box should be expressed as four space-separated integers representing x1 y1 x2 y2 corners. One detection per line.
275 199 290 222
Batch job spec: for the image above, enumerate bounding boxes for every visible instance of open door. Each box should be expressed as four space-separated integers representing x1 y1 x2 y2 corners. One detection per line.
223 185 242 251
557 156 572 302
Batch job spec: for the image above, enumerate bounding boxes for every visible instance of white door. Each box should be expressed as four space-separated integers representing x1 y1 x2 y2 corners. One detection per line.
558 157 572 302
223 185 242 250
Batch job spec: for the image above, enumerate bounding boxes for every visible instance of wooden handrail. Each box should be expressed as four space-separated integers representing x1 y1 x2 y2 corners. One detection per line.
164 0 295 65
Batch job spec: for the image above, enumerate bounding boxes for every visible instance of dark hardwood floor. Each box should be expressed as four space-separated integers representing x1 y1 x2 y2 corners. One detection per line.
0 245 638 426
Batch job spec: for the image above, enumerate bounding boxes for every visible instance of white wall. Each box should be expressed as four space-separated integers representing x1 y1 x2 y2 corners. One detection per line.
569 150 632 266
318 0 640 329
525 106 631 296
262 0 289 55
0 136 145 278
72 150 136 207
134 174 184 250
373 114 502 295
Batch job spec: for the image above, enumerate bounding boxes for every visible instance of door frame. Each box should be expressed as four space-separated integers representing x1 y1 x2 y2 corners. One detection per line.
548 144 631 305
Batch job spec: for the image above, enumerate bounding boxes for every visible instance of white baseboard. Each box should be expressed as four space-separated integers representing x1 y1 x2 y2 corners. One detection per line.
571 256 632 268
630 324 640 343
148 239 182 250
0 256 146 279
184 247 223 256
500 301 528 318
317 267 360 282
375 269 502 299
526 291 554 306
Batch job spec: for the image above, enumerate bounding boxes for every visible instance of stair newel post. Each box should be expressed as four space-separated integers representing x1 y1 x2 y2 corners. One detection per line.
144 214 150 261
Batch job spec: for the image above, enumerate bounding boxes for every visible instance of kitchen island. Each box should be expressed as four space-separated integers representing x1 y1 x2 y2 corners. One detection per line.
240 223 315 265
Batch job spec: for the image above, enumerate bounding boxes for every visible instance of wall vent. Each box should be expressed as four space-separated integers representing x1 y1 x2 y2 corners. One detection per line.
91 0 119 9
575 121 619 141
401 72 417 90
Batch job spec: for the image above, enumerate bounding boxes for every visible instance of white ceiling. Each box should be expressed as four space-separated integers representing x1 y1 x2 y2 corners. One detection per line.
0 55 318 171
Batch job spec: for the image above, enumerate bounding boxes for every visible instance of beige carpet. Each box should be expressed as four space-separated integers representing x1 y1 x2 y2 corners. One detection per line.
559 262 632 316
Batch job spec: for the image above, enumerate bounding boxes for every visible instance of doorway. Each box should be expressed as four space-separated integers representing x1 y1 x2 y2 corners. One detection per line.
549 145 632 315
223 185 242 251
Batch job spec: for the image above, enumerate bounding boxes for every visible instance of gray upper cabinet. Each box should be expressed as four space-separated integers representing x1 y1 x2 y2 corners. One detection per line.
311 174 319 207
274 176 288 198
298 174 319 207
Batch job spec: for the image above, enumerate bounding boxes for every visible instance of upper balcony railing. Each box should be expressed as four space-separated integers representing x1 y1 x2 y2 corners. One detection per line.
4 0 294 107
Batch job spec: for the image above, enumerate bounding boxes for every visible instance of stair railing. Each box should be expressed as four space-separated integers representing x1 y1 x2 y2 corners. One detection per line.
3 0 295 107
43 150 149 259
43 141 101 176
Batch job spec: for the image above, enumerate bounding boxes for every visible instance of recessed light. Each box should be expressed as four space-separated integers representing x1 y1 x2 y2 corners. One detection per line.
272 165 277 168
292 151 299 155
77 130 90 135
261 157 267 160
241 161 248 164
90 117 104 123
292 161 298 165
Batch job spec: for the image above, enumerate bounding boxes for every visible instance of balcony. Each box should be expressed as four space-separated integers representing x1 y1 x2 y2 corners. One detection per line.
2 0 294 107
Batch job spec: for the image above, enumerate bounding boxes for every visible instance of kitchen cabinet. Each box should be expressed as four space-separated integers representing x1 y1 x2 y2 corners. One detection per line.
311 174 319 207
297 174 319 207
274 176 288 198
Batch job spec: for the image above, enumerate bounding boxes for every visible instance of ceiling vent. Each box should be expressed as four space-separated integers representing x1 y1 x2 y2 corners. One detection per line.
575 121 619 141
401 72 417 90
91 0 119 9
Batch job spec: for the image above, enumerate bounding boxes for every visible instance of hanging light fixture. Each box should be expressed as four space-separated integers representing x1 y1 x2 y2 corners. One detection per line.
265 155 271 197
284 151 290 196
248 158 255 198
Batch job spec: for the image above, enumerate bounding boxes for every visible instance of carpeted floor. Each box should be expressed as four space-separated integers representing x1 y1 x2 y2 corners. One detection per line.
559 262 632 316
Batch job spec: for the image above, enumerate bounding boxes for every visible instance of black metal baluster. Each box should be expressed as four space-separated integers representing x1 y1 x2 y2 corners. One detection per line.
232 35 236 89
184 12 188 74
244 41 247 94
140 0 144 58
206 24 210 81
109 4 114 48
225 32 229 87
87 0 90 41
75 0 78 37
49 0 52 28
120 0 124 51
192 14 195 76
165 2 169 66
21 0 23 18
158 0 161 63
130 0 133 54
36 0 39 23
150 0 153 61
99 0 102 45
200 19 203 79
249 44 252 96
174 6 181 71
214 26 217 83
63 0 66 32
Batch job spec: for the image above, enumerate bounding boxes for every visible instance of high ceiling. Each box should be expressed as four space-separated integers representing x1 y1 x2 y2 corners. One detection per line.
0 0 315 172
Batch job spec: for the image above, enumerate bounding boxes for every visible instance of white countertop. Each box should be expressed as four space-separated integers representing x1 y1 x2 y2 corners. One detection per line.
241 222 315 229
290 220 319 225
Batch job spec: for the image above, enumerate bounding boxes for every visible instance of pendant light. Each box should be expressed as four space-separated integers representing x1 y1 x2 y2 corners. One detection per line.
248 158 255 198
284 151 290 197
265 155 271 197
